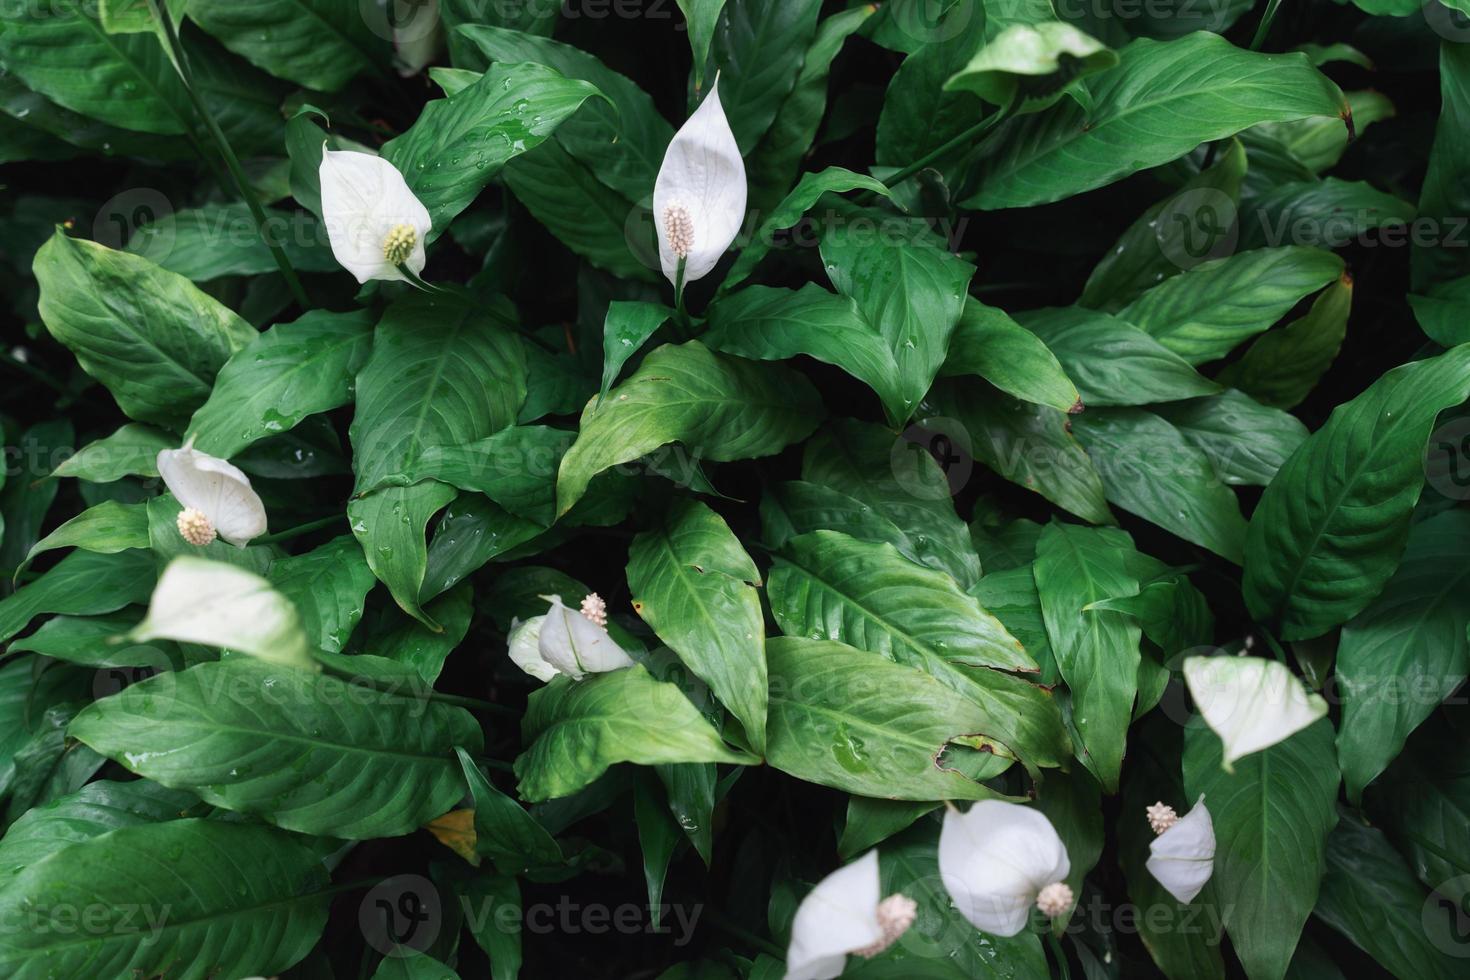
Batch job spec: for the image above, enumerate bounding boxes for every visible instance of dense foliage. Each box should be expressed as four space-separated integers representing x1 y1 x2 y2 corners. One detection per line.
2 0 1470 977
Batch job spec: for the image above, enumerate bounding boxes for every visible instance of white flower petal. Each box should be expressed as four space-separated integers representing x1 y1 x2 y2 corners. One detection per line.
507 614 561 683
156 444 267 547
785 850 884 980
131 557 316 671
939 800 1070 937
1184 655 1328 769
537 595 634 680
1147 795 1215 904
319 148 432 283
652 77 746 285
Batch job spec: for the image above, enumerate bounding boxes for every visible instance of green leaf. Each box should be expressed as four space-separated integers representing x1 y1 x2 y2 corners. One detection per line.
268 535 377 655
677 0 728 84
656 762 717 864
940 298 1080 414
1118 246 1344 365
1071 408 1248 562
375 585 474 685
409 425 566 527
1087 570 1214 661
710 0 824 154
1154 389 1308 487
627 499 767 754
124 203 338 281
50 424 172 483
555 342 821 515
706 284 912 422
800 419 982 588
1336 509 1470 800
350 292 526 495
7 612 175 671
1017 306 1220 406
71 657 482 838
1240 178 1417 253
1409 274 1470 347
600 301 671 402
967 34 1346 209
420 495 545 602
185 0 380 91
820 210 976 424
764 636 1013 802
0 818 330 979
189 308 374 458
875 2 986 172
1184 718 1339 980
456 873 522 980
1216 275 1351 410
456 747 563 871
145 495 275 575
762 480 927 574
1314 814 1464 980
1414 41 1470 290
382 62 604 235
1034 522 1142 791
514 665 753 802
927 380 1113 526
944 21 1117 112
1080 139 1247 311
34 230 257 427
21 500 148 574
350 482 459 629
0 549 156 646
1244 345 1470 640
634 771 680 924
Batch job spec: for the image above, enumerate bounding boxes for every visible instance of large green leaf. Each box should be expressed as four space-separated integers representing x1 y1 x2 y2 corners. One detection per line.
800 419 982 588
456 747 563 872
1370 712 1470 911
50 424 172 483
1154 389 1308 487
350 482 459 628
1413 40 1470 290
1336 510 1470 800
705 283 907 421
350 292 525 495
766 636 1035 802
1017 306 1219 406
1071 408 1248 562
0 818 330 979
124 203 338 281
875 0 986 173
1118 246 1344 365
20 500 148 574
1184 718 1339 980
709 0 823 154
968 33 1346 209
927 379 1113 525
627 499 767 754
1243 345 1470 640
819 210 976 425
1314 814 1465 980
1216 275 1351 410
1034 522 1142 791
382 62 603 235
267 535 377 655
0 549 156 645
189 308 374 458
555 342 821 515
186 0 380 91
940 298 1080 413
514 665 753 802
71 658 481 838
33 230 256 427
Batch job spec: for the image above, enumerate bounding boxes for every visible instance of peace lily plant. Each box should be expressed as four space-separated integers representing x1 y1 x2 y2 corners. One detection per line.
157 440 268 548
319 147 433 285
507 593 634 682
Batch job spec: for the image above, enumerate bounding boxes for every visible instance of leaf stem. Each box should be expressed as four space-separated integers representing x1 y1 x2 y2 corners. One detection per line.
1046 931 1073 980
146 0 311 310
1250 0 1285 52
256 514 346 544
879 95 1019 192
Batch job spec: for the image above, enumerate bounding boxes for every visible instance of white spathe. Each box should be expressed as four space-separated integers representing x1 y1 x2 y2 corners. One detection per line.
785 850 886 980
507 595 634 682
1146 795 1215 904
1183 655 1329 770
156 442 267 548
652 77 746 286
131 557 317 671
319 147 432 283
939 800 1071 937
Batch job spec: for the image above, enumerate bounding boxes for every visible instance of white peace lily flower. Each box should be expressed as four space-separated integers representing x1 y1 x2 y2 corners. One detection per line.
156 440 267 548
939 800 1071 937
508 594 633 682
784 850 918 980
1146 795 1215 904
1183 655 1328 770
130 557 317 671
652 77 746 287
319 147 432 284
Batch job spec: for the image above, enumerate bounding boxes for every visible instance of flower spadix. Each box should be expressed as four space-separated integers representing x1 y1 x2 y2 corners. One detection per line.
319 147 432 284
939 800 1072 937
157 440 267 548
652 77 746 287
507 593 634 682
1146 795 1215 904
785 850 917 980
1183 655 1328 770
